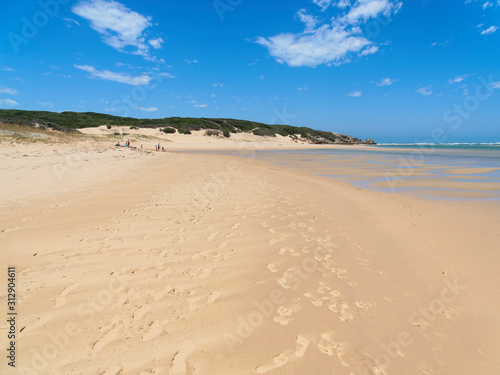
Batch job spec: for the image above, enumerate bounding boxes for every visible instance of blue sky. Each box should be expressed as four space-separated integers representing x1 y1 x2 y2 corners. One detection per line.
1 0 499 142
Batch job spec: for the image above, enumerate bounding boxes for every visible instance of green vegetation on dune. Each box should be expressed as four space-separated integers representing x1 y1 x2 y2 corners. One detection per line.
0 109 376 144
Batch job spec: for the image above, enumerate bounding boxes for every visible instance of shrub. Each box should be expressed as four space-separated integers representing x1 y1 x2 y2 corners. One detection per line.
114 132 120 135
178 129 191 135
223 129 230 138
205 130 220 137
162 127 176 134
252 128 276 137
130 126 138 130
106 125 112 129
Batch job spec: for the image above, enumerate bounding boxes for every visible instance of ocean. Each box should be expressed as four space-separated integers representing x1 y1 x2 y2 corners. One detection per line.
192 144 500 200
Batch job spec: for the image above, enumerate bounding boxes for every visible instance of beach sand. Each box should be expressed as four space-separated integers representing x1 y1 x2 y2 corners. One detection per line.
1 127 500 374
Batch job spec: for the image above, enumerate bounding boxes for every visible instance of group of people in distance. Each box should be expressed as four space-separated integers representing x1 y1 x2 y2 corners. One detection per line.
115 139 164 152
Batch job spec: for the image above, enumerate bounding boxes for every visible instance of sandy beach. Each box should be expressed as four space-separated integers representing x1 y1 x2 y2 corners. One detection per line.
1 127 500 375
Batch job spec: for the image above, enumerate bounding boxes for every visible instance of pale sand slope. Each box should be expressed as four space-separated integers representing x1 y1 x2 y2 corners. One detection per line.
77 125 369 150
1 144 500 375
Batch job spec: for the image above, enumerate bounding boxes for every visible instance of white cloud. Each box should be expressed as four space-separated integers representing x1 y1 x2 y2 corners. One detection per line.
337 0 351 8
0 87 19 95
38 101 53 107
0 99 20 106
1 66 14 72
186 59 198 64
313 0 350 11
72 0 161 59
148 38 163 50
481 25 498 35
359 45 379 56
313 0 334 10
298 87 308 91
376 77 396 86
493 81 500 89
63 18 80 27
416 86 433 96
297 9 319 32
347 0 402 23
483 1 493 9
159 72 175 78
213 83 223 87
194 104 207 108
74 65 152 85
448 75 467 84
256 26 372 67
256 0 402 67
136 106 158 111
348 90 362 97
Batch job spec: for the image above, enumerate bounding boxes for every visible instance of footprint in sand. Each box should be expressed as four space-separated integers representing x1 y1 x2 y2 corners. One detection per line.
355 301 373 311
339 303 354 322
278 247 288 255
317 332 349 367
440 307 456 319
328 303 338 313
255 353 289 374
273 305 300 325
295 335 309 357
170 340 196 375
304 292 323 307
266 263 278 273
336 269 348 279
